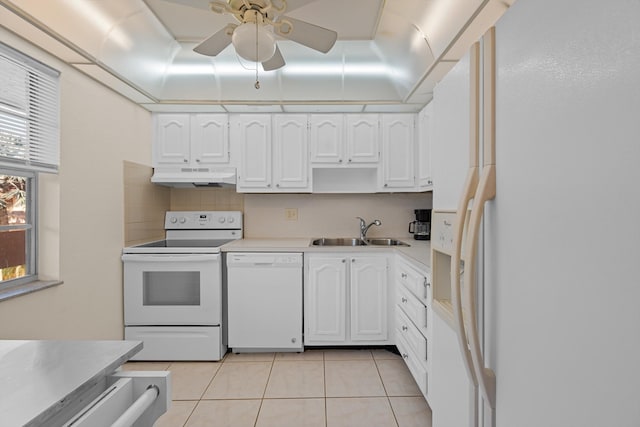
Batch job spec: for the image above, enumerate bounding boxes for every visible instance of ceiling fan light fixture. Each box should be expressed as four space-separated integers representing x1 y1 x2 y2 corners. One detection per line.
232 22 277 62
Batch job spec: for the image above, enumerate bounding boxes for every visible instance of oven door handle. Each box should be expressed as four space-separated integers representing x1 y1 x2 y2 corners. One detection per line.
122 254 219 263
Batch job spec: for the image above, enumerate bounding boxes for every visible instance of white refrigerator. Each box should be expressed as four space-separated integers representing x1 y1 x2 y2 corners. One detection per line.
429 0 640 426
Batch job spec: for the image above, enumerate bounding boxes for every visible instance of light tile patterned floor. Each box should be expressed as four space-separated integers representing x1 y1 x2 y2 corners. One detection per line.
122 348 432 427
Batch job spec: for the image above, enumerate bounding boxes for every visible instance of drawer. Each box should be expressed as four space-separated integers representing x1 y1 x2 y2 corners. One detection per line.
396 308 428 364
396 284 429 337
396 257 431 305
125 326 223 361
396 332 428 398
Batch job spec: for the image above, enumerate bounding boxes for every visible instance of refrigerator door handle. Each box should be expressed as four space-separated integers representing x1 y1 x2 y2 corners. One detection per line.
451 40 481 390
463 26 497 410
464 164 497 410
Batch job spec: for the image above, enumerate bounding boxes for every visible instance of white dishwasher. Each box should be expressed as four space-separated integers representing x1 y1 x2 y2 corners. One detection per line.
226 252 303 352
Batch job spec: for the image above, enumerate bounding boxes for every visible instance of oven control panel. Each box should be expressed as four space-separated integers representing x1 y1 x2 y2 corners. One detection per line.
165 211 243 229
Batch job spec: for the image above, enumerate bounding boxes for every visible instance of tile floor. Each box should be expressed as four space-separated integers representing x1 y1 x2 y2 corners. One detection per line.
122 348 432 427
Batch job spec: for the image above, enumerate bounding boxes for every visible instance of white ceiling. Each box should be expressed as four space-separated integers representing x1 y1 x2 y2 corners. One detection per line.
0 0 513 112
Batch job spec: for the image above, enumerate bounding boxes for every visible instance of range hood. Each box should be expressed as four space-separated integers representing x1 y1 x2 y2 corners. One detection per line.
151 167 236 188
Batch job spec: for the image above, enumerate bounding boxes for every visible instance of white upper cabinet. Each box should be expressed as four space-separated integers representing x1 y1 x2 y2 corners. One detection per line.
234 114 311 193
381 114 416 190
191 114 229 165
233 114 272 191
346 114 380 164
273 114 311 191
417 105 433 190
309 114 344 164
153 114 190 166
153 114 229 167
310 114 381 166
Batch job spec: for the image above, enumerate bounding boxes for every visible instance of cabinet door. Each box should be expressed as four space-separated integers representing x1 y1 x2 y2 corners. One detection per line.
154 114 190 166
234 115 272 192
350 256 388 341
417 105 433 190
305 256 347 343
191 114 229 165
273 114 310 191
310 114 343 164
346 114 379 163
381 114 416 190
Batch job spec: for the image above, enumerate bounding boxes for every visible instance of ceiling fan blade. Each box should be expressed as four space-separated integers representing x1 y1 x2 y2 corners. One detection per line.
193 24 236 56
159 0 214 11
262 45 286 71
275 16 337 53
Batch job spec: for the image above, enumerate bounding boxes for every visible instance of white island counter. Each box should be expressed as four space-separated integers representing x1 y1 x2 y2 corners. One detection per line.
0 340 169 427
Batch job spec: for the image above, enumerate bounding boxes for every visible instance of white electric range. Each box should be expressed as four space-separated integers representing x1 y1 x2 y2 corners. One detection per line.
122 211 242 361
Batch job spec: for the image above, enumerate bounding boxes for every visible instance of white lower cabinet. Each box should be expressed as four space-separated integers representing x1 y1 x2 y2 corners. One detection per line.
305 254 390 345
394 254 432 401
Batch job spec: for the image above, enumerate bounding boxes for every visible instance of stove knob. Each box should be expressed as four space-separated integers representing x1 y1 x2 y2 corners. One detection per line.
179 217 186 224
227 217 235 224
218 217 226 223
169 217 177 224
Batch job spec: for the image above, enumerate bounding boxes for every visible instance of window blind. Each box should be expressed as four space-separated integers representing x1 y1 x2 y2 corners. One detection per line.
0 43 60 173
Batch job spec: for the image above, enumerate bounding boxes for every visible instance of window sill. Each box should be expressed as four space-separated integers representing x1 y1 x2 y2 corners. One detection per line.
0 279 63 302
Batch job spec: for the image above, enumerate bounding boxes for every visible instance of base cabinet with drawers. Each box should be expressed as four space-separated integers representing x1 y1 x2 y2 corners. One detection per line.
304 254 391 345
394 254 432 399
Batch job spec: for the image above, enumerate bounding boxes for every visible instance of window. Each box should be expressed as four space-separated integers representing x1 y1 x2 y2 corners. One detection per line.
0 171 35 286
0 42 59 293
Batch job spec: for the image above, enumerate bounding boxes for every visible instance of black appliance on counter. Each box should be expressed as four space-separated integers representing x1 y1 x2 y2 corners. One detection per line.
409 209 431 240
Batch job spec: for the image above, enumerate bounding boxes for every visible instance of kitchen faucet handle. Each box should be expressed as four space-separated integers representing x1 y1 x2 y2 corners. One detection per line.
355 217 366 228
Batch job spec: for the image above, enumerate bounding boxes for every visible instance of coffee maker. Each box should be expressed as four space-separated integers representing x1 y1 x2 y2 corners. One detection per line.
409 209 431 240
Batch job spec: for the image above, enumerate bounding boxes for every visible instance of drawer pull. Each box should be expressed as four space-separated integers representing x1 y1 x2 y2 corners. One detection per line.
401 272 407 279
402 325 408 331
423 277 429 299
401 297 408 303
112 385 160 427
402 353 408 360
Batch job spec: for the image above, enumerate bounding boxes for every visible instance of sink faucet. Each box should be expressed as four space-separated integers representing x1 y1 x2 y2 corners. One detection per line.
356 217 382 240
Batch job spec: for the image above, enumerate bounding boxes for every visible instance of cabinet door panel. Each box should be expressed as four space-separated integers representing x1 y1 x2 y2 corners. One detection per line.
310 114 343 164
350 256 388 341
382 114 416 189
154 114 190 166
191 114 229 165
273 114 310 190
305 257 347 343
346 114 379 163
235 115 271 191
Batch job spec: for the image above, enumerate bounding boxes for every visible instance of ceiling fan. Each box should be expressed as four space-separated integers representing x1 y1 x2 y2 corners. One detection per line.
162 0 338 71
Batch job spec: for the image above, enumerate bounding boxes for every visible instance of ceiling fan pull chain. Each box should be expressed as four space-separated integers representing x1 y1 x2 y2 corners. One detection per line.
255 17 260 89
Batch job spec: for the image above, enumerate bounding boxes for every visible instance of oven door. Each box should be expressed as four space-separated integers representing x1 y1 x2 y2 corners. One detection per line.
122 253 221 326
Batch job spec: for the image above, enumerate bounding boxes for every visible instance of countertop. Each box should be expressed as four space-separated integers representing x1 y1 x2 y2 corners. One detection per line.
222 237 431 269
0 340 142 426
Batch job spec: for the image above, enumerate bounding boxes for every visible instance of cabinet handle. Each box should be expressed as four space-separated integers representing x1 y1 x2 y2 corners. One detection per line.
425 307 429 329
401 297 407 303
195 158 200 162
402 325 408 331
183 159 188 163
401 272 407 279
423 277 429 299
339 159 343 163
402 353 408 360
342 259 346 263
348 158 352 163
267 183 271 188
276 183 280 188
351 259 355 263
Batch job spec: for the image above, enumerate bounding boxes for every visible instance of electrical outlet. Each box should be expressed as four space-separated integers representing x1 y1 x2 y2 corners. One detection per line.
285 208 298 221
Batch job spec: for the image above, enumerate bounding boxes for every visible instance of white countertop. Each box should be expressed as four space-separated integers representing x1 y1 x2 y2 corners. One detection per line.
222 237 431 269
0 340 141 426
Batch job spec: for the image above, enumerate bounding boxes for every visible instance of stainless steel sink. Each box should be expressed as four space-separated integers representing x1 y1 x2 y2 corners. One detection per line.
365 238 410 246
310 237 409 247
311 237 367 246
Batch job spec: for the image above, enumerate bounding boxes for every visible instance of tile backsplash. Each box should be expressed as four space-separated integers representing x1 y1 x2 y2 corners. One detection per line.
124 166 431 244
